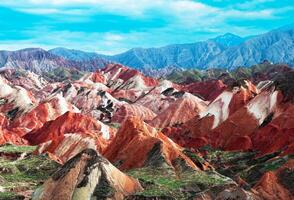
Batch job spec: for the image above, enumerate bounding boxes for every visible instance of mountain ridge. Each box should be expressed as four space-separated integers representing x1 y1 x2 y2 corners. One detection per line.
48 25 294 72
0 24 294 77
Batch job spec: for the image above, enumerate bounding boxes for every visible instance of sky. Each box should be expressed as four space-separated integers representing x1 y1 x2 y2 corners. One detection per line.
0 0 293 55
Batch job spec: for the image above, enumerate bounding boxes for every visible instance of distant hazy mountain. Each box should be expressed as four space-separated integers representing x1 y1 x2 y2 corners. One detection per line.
206 28 294 69
49 33 245 71
49 26 294 73
209 33 245 47
1 25 294 77
109 28 294 71
49 47 108 62
48 47 112 71
110 41 226 70
0 48 77 73
0 48 110 74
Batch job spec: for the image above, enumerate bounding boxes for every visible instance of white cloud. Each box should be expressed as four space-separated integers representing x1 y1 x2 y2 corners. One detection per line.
237 0 275 9
0 28 129 54
18 8 87 15
0 0 285 33
0 0 291 53
0 0 159 17
0 0 279 20
103 33 124 42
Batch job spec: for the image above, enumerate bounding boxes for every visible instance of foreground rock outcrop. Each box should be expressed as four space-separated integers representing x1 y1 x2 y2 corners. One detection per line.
32 149 142 200
254 160 294 200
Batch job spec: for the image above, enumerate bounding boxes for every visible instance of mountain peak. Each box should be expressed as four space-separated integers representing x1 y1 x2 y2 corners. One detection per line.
223 32 241 37
271 23 294 32
211 33 244 47
49 47 108 62
16 47 47 53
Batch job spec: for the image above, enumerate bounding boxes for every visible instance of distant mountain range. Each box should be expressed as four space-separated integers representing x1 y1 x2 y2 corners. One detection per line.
0 48 111 74
0 24 293 76
50 24 294 73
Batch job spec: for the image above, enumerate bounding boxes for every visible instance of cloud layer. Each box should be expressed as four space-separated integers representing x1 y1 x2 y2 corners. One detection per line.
0 0 293 54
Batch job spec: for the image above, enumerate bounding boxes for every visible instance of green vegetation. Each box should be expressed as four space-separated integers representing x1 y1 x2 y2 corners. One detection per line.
166 69 203 83
203 147 294 186
166 63 292 85
42 67 84 82
108 123 121 130
0 144 59 198
0 145 36 154
127 167 230 199
273 70 294 102
0 191 24 200
183 149 208 170
204 148 255 165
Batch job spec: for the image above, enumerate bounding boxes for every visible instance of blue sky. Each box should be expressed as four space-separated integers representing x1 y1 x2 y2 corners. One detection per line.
0 0 293 55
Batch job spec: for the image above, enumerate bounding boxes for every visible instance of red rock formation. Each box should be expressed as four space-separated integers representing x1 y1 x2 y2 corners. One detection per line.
206 89 284 152
163 85 283 153
23 112 114 163
78 71 106 84
252 104 294 156
150 93 207 128
135 88 177 114
111 89 142 103
90 71 106 83
113 103 156 123
0 68 48 99
254 160 294 200
102 64 159 89
57 81 118 121
228 80 258 115
10 94 79 136
0 113 8 144
182 80 227 101
213 89 281 151
0 76 36 117
32 149 142 200
103 117 199 171
0 113 27 145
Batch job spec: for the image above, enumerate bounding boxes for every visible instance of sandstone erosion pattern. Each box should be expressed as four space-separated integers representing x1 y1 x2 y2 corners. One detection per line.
0 63 293 200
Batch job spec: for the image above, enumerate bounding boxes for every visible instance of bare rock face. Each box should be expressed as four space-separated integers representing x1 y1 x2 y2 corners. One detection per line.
112 103 156 123
215 188 258 200
182 80 227 101
32 149 143 200
103 117 200 171
11 94 80 137
193 183 261 200
0 113 27 145
101 64 159 90
0 58 293 200
0 76 36 119
23 112 114 163
163 82 294 156
0 68 48 97
252 104 294 156
253 160 294 200
150 93 207 128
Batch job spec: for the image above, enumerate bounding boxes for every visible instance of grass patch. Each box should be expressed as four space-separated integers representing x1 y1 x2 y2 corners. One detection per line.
1 155 59 188
127 167 230 199
0 145 60 197
203 148 293 187
108 123 121 130
0 191 24 200
0 144 36 154
204 149 254 165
